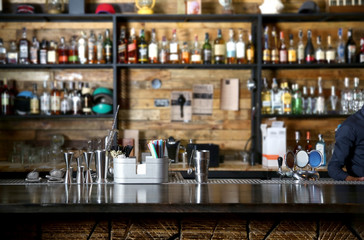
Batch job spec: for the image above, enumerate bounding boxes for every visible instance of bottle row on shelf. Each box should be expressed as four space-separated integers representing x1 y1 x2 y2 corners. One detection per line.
261 76 362 116
0 79 113 116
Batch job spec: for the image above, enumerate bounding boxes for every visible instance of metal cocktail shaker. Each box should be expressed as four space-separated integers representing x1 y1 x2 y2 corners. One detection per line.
194 150 210 183
95 150 108 183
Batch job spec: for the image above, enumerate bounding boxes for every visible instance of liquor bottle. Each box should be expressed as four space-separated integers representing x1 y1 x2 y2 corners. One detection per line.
359 38 364 63
292 83 303 115
281 82 292 114
308 86 316 114
138 29 148 64
78 31 88 64
68 36 79 64
293 131 302 153
262 33 271 64
351 77 361 112
104 29 112 64
19 27 30 64
50 81 61 115
297 29 305 64
271 27 279 64
246 33 255 64
1 79 10 115
325 35 336 64
88 31 96 64
279 31 287 64
304 29 315 63
60 81 70 115
340 77 352 114
271 78 283 114
315 36 326 63
327 85 339 114
302 86 308 114
47 40 57 64
72 82 82 115
58 37 68 64
202 33 212 64
30 83 39 115
40 80 51 115
305 131 313 152
67 81 75 115
316 77 325 114
337 28 345 63
261 78 271 114
226 28 236 64
315 134 326 166
191 35 201 64
118 26 128 64
288 34 297 64
127 28 138 64
0 38 7 64
39 40 47 65
236 29 246 64
169 29 180 64
180 41 190 64
214 29 225 64
29 37 39 64
96 33 105 64
7 41 18 64
159 36 169 64
346 28 357 63
148 28 158 64
81 82 92 115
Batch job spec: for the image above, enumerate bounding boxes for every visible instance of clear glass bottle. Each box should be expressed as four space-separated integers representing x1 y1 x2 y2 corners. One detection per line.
30 83 40 115
60 81 70 115
96 33 105 64
297 29 305 64
214 29 225 64
40 80 51 115
68 36 79 64
39 40 48 65
30 37 39 64
327 85 339 114
288 34 297 64
104 29 113 64
337 28 345 63
261 78 271 114
159 36 169 64
1 78 10 115
226 28 236 64
346 28 357 64
148 28 158 64
58 37 68 64
293 131 302 154
281 82 292 114
279 31 287 64
169 29 180 64
67 81 75 115
78 31 88 64
271 78 283 114
138 29 148 64
271 27 279 64
340 77 352 114
81 82 92 115
19 27 30 64
325 35 336 64
127 28 138 64
262 33 271 64
0 38 7 64
118 26 128 64
236 29 246 64
191 35 201 64
302 86 308 114
360 38 364 64
180 41 190 64
7 41 18 64
305 29 315 63
202 33 212 64
72 82 82 115
315 36 326 63
246 33 255 64
315 77 326 114
292 83 303 115
50 81 61 115
88 31 96 64
315 134 326 166
307 86 316 114
351 77 361 112
47 40 57 64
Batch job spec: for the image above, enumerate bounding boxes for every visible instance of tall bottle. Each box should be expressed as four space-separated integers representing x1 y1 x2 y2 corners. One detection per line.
118 26 128 64
81 82 92 115
148 28 158 64
246 33 255 64
40 80 51 115
7 41 18 64
214 29 225 64
293 131 302 154
304 29 315 63
297 29 305 64
305 131 313 152
262 32 271 64
316 77 326 114
261 78 271 114
191 35 201 64
30 37 39 64
68 36 79 64
169 29 180 64
236 29 246 64
360 38 364 63
346 28 357 63
96 33 105 64
50 81 61 115
78 31 88 64
60 81 70 115
315 36 326 63
88 31 96 64
127 28 138 64
72 82 82 115
351 77 361 112
180 41 190 64
1 79 10 115
159 36 169 64
58 37 68 64
271 78 283 114
302 86 308 114
308 86 316 114
19 27 30 64
226 28 236 64
337 28 345 63
315 134 326 166
271 27 279 64
39 40 48 65
327 85 339 114
292 83 303 115
325 35 336 64
279 31 287 64
288 34 297 64
0 39 6 64
47 40 57 64
202 33 212 64
104 29 112 64
138 29 148 64
340 77 352 114
281 82 292 114
30 83 40 115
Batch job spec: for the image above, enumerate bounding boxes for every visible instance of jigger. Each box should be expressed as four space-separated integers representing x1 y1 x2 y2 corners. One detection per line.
83 151 94 184
64 152 74 184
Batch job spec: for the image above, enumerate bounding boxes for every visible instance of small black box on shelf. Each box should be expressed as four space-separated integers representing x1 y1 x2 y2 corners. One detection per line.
69 0 85 14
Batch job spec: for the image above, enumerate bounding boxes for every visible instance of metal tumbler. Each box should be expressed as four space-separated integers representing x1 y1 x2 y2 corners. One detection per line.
95 150 108 183
193 150 210 183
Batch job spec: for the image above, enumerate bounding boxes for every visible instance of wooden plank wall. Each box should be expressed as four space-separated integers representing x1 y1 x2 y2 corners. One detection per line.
0 0 363 167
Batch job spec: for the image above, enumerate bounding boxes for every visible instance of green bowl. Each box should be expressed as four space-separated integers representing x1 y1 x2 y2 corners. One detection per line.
93 87 113 96
92 103 113 114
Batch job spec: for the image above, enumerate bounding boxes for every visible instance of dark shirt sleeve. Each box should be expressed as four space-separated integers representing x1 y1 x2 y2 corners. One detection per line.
328 125 355 181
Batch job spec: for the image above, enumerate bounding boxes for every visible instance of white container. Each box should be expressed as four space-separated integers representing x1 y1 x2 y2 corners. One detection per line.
113 156 169 183
261 122 286 167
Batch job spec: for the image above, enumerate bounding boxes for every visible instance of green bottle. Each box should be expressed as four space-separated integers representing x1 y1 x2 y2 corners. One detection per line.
291 83 303 115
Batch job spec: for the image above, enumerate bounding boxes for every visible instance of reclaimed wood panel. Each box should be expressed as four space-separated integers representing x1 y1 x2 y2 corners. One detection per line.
319 220 357 240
